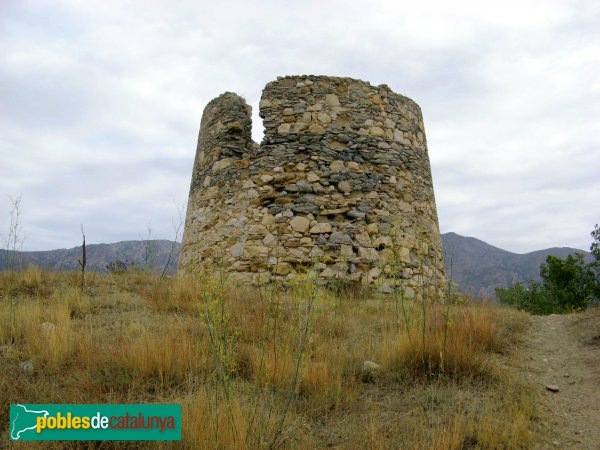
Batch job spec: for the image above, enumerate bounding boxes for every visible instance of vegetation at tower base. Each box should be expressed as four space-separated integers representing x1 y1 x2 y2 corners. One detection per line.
496 225 600 314
179 75 446 297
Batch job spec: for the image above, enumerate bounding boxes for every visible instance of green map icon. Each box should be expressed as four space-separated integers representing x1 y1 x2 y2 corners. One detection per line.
10 404 49 440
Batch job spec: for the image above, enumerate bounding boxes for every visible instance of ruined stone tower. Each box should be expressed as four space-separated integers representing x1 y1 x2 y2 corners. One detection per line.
179 75 446 297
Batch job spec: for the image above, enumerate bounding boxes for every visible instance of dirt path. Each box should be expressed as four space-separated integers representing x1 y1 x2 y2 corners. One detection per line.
515 310 600 449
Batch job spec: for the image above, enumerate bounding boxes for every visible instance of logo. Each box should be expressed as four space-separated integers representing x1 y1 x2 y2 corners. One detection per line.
9 404 181 440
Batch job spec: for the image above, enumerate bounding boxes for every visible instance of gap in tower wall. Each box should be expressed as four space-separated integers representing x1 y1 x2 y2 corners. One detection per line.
250 101 266 144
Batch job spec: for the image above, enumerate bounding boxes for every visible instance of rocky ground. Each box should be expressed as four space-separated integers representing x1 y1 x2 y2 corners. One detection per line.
513 308 600 449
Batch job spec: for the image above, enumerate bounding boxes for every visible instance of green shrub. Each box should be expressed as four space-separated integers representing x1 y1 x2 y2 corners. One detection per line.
496 253 597 314
540 253 596 310
496 281 559 315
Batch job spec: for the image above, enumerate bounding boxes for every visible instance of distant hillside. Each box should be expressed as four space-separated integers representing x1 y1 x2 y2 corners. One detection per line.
441 232 593 298
0 240 181 274
1 234 593 298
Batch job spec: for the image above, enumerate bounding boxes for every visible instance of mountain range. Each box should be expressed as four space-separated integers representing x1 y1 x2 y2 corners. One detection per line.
0 240 180 275
0 233 593 298
441 232 593 298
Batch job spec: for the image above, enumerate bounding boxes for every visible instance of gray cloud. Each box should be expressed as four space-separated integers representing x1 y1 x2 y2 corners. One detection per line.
1 0 598 253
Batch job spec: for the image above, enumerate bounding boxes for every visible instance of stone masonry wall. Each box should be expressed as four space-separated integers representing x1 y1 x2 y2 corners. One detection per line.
179 75 446 297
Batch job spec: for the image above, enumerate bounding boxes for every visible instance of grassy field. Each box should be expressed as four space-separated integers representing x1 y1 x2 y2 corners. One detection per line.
0 267 536 449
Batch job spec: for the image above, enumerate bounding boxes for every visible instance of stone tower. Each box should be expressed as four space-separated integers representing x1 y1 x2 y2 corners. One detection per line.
179 75 446 297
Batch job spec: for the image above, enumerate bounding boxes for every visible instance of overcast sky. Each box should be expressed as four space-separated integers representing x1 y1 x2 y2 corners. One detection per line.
1 0 598 253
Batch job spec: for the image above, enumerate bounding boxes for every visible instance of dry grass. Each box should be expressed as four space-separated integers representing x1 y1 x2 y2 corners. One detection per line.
0 268 535 449
378 303 528 380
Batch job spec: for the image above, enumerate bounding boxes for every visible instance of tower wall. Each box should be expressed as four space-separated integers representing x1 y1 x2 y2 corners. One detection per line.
179 76 446 296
